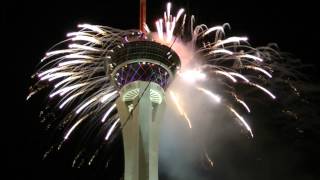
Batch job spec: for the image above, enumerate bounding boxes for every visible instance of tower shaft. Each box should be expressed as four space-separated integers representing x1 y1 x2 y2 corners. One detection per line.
117 81 165 180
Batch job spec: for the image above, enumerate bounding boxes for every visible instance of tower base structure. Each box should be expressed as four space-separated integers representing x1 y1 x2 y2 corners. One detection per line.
116 81 165 180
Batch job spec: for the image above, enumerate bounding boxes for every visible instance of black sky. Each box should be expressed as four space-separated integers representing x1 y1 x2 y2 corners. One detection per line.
3 0 319 179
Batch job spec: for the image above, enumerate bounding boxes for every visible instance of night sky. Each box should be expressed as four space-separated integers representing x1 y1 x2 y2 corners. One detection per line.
4 0 320 179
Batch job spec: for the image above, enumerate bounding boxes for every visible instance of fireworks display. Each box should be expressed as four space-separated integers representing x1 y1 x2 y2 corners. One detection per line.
27 2 307 172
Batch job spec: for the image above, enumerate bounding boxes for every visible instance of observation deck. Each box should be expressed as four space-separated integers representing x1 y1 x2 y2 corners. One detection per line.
107 40 181 89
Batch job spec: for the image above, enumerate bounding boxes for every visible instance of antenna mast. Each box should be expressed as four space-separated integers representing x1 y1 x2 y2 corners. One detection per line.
140 0 146 32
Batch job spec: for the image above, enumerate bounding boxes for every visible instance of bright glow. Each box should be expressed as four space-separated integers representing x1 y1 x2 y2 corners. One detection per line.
197 87 221 103
101 104 117 122
179 70 206 83
105 118 120 141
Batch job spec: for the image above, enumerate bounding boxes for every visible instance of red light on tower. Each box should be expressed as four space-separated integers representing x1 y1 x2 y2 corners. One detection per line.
140 0 146 32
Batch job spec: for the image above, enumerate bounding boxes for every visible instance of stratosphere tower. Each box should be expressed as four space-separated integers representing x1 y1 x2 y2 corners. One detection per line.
29 0 297 179
111 1 180 179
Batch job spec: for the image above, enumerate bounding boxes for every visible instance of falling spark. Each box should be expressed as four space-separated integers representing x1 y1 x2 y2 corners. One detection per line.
238 54 263 62
101 104 117 122
100 91 118 103
143 23 151 33
197 87 221 103
156 19 164 40
68 44 101 52
67 31 91 37
183 113 192 129
46 49 77 56
71 35 102 45
215 70 237 82
170 91 192 129
59 60 89 66
203 26 224 37
54 76 81 88
49 83 87 98
205 151 214 167
228 72 250 82
41 72 74 81
88 148 101 166
167 2 171 19
64 114 89 140
209 49 234 55
78 24 106 35
214 37 248 47
76 97 97 114
176 9 185 21
38 67 64 77
48 73 75 82
244 65 272 78
250 83 276 99
65 54 94 59
232 94 251 113
238 100 251 113
59 92 83 109
228 106 253 138
105 118 120 141
169 91 184 115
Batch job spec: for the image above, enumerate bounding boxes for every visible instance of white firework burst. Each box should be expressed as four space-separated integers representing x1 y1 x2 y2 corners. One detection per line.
28 2 301 167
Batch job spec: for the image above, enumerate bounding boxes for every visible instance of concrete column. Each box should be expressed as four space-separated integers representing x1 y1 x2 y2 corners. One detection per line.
117 81 165 180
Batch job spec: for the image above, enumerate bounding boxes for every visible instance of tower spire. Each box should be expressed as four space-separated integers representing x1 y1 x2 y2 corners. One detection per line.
140 0 146 32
